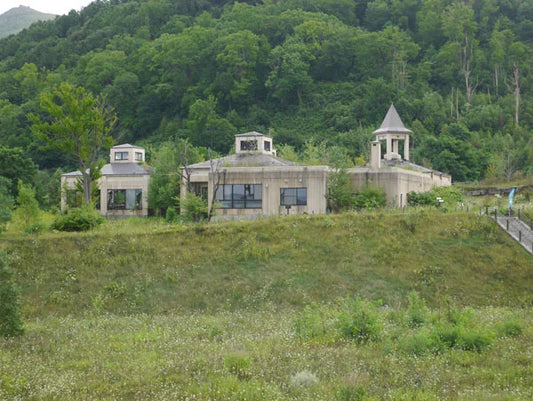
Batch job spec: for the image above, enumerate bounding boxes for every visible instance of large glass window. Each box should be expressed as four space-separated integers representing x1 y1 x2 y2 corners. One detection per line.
280 188 307 206
135 152 143 161
114 151 129 161
108 189 142 210
216 184 262 209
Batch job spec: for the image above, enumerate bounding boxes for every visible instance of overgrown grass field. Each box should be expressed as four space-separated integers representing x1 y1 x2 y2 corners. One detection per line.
1 211 532 399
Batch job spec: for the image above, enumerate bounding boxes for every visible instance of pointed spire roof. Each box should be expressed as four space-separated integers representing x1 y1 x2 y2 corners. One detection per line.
373 104 412 135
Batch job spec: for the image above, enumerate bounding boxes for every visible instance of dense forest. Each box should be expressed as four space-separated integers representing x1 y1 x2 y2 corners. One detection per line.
0 0 532 208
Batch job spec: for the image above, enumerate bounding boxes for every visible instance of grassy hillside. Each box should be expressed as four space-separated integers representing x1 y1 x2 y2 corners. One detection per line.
1 211 531 318
1 211 532 400
0 6 56 38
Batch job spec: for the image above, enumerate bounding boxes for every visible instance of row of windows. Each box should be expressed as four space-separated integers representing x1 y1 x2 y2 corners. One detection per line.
114 152 143 161
215 184 307 209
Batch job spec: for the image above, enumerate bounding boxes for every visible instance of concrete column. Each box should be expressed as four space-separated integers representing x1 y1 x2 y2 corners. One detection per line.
393 139 399 155
100 182 108 216
404 135 409 161
371 141 381 169
386 136 392 160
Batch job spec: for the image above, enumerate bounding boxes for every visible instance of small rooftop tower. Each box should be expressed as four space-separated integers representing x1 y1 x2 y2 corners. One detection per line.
235 131 276 156
110 144 145 164
372 104 412 162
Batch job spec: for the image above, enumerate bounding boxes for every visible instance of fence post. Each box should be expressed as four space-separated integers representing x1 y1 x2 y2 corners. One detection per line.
506 220 509 231
519 231 522 242
518 209 521 220
485 206 488 215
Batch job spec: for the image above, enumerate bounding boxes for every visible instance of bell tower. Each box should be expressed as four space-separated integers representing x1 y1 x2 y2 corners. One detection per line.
372 104 411 165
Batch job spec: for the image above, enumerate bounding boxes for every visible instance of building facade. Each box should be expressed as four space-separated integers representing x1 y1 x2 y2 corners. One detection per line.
182 106 451 219
61 144 151 217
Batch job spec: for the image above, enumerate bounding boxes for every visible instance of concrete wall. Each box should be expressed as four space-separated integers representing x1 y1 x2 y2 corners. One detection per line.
61 173 150 217
184 166 328 219
347 167 451 207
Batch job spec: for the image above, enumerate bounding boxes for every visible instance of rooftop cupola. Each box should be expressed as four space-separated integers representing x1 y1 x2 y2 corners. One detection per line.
372 104 412 164
110 144 145 164
235 132 276 156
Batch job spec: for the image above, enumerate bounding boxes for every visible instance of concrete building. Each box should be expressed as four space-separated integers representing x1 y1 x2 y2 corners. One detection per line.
182 106 451 218
182 132 329 218
61 144 151 217
60 106 450 219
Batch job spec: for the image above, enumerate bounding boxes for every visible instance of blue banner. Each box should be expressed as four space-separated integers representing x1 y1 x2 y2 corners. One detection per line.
508 187 516 209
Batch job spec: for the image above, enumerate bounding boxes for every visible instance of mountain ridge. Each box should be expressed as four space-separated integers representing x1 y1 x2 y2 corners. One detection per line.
0 5 56 38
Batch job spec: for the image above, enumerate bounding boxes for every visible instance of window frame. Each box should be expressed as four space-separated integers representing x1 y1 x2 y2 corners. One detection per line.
114 151 129 161
216 184 262 209
135 152 143 161
108 189 142 210
280 187 307 206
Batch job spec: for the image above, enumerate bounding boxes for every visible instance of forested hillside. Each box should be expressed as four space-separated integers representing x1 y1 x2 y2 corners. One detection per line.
0 0 532 203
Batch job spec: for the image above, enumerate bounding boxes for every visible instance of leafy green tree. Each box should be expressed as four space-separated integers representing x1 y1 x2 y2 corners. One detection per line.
186 96 235 152
29 83 116 205
181 193 208 222
215 30 268 108
148 140 204 216
0 146 38 198
326 168 354 213
16 180 41 230
0 251 24 337
0 177 14 233
266 37 313 104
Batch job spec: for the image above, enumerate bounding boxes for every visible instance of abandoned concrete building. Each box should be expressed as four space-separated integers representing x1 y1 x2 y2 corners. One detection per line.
61 144 151 217
182 105 451 219
61 105 450 218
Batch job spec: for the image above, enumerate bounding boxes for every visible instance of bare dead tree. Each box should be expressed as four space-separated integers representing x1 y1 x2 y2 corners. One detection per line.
505 62 521 126
461 34 479 104
207 149 225 222
178 141 194 194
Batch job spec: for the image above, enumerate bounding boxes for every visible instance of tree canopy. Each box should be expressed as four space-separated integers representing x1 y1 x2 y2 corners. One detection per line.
29 83 116 204
0 0 531 197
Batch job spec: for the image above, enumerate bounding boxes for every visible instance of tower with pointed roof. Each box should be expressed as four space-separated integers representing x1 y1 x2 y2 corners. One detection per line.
371 104 412 167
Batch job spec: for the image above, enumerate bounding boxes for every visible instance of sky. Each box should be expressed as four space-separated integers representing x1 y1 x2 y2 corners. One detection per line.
0 0 94 16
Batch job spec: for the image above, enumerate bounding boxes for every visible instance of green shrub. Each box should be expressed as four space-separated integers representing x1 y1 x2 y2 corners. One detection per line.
406 291 430 328
294 303 331 342
0 251 24 337
397 331 439 356
24 222 45 234
434 323 461 348
353 186 387 210
52 206 104 231
224 352 251 380
165 206 179 223
457 329 493 352
182 193 208 222
337 297 382 343
407 191 438 207
334 383 367 401
495 318 523 338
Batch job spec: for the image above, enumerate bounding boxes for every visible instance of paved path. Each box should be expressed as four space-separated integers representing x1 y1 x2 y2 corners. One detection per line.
494 215 533 255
